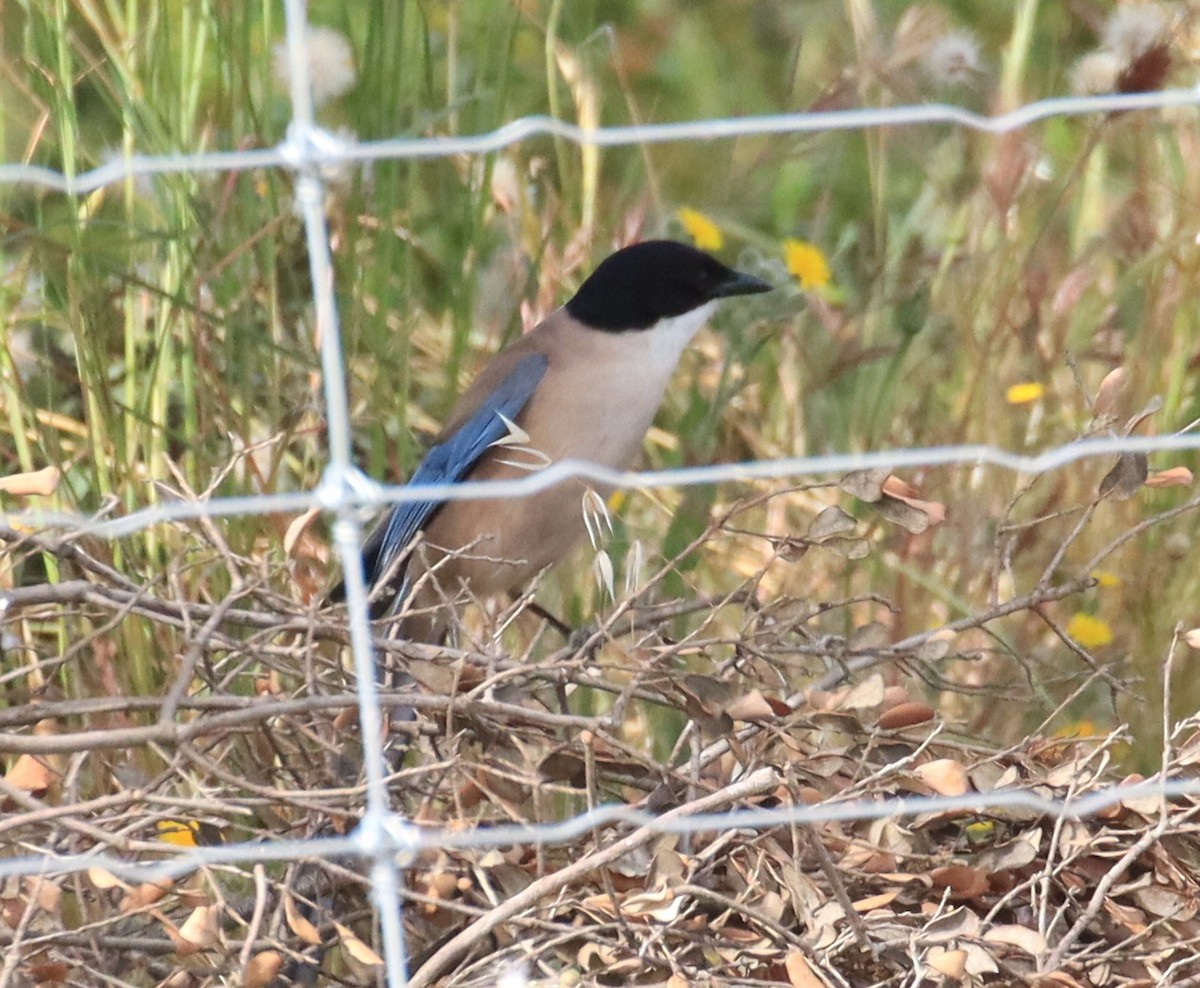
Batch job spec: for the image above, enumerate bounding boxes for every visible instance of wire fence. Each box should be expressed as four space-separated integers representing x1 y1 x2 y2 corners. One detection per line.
4 2 1200 985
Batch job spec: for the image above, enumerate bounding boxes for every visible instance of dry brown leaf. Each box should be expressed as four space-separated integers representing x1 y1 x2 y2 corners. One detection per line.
26 877 62 914
1102 897 1147 933
784 949 825 988
926 947 967 979
88 867 128 891
1093 366 1127 418
852 890 899 911
983 923 1047 954
930 865 988 899
877 702 935 730
726 689 779 722
1146 466 1193 488
881 475 928 503
1132 883 1197 920
974 834 1040 873
807 505 858 540
4 754 58 794
177 904 221 950
284 892 322 946
244 951 284 988
578 942 620 968
334 922 384 966
839 468 889 502
840 673 886 710
913 759 970 796
283 507 321 555
121 880 173 912
621 885 683 922
23 961 69 984
875 495 932 534
824 536 871 560
1033 973 1087 988
1053 266 1094 317
960 942 1000 976
0 465 61 496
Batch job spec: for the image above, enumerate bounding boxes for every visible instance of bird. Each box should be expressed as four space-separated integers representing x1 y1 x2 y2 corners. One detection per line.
349 239 771 648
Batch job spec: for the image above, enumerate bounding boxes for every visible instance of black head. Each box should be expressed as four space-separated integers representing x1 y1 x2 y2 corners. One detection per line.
565 240 772 332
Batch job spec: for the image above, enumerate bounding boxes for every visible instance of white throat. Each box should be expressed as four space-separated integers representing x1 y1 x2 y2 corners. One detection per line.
639 300 718 364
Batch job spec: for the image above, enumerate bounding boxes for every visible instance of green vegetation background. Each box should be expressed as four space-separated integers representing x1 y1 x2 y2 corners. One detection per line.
2 0 1199 764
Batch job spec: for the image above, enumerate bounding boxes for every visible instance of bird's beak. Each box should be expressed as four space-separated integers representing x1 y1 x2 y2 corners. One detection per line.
713 269 773 298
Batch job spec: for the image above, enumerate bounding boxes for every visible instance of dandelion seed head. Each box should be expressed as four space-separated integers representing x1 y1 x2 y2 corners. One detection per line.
1102 3 1171 63
921 30 984 86
272 25 357 108
1070 50 1123 94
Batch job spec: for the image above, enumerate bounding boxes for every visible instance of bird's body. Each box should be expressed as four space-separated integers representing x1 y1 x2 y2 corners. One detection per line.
353 240 770 645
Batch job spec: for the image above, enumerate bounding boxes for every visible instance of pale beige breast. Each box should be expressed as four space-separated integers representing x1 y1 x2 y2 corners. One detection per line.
410 305 710 609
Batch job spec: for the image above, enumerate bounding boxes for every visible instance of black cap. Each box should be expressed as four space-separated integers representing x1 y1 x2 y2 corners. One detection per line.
565 240 772 332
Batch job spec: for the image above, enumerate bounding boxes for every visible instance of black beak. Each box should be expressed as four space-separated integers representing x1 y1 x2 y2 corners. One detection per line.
713 268 773 299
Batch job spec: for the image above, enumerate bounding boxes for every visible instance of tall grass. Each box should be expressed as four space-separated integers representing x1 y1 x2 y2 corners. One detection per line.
2 0 1199 763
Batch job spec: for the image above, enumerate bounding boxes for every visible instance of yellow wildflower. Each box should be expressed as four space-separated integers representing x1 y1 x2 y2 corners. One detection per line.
1066 613 1113 649
783 238 831 291
1091 570 1120 588
1005 382 1044 405
676 207 723 251
1053 718 1099 740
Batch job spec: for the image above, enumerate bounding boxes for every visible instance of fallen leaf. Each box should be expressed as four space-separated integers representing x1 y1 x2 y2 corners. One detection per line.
983 923 1048 954
784 949 824 988
807 505 858 540
3 754 58 794
852 890 899 911
335 922 384 966
177 904 221 950
726 690 780 722
122 880 173 912
1102 897 1147 934
1092 367 1127 417
1033 973 1087 988
913 759 970 796
88 867 128 891
1146 466 1193 488
930 865 989 899
285 893 322 946
244 951 284 988
839 468 889 502
926 947 967 979
22 961 69 984
0 466 61 496
283 507 321 555
877 702 935 730
840 674 886 710
1132 883 1197 920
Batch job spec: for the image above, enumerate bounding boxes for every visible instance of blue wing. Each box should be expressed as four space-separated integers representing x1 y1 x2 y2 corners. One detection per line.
361 353 548 592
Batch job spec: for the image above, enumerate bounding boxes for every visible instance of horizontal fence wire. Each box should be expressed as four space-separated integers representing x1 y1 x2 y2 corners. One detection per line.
6 433 1200 538
3 774 1200 886
2 86 1199 194
3 2 1200 983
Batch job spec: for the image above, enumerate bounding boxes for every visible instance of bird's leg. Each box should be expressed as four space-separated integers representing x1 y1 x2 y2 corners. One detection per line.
524 600 574 639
